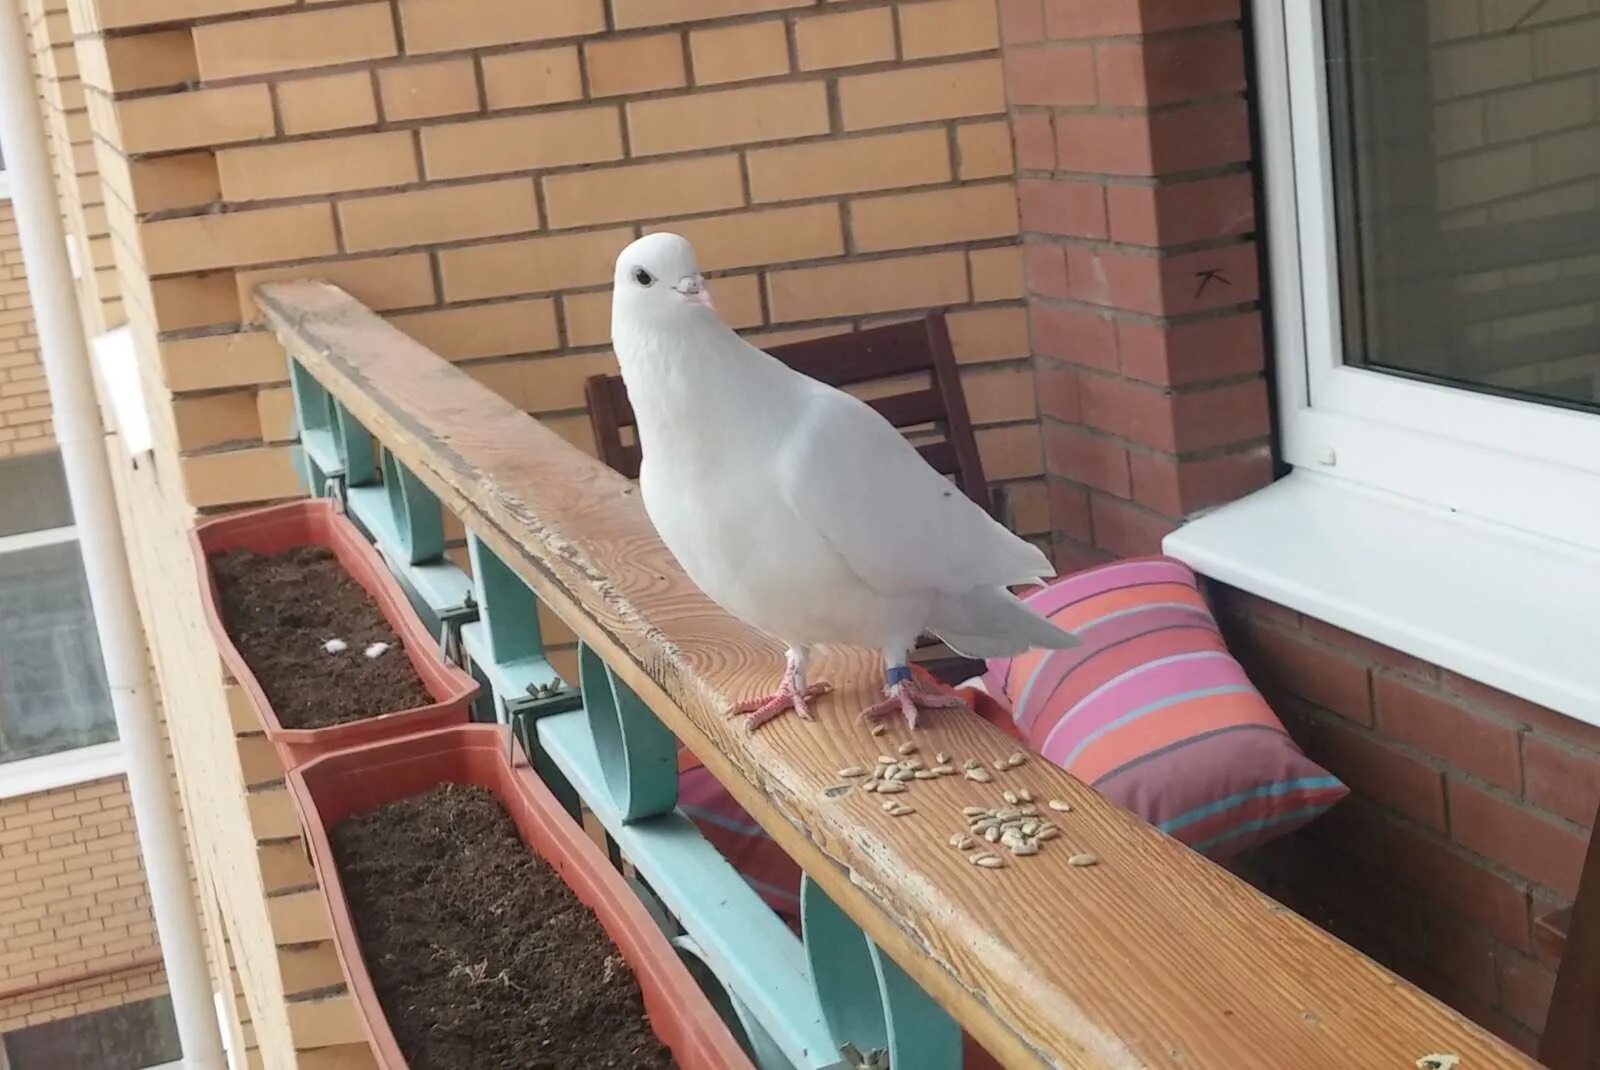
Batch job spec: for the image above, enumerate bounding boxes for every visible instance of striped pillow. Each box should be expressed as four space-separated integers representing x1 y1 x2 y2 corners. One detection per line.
985 556 1347 859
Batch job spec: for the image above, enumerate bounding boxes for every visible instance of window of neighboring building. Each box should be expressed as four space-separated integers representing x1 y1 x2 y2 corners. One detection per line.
1259 0 1600 551
0 451 117 766
0 995 181 1070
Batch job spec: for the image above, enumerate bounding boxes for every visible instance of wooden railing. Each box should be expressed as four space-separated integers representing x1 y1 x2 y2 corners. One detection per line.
258 280 1536 1070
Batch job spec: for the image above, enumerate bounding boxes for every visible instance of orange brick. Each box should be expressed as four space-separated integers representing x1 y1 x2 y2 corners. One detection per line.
979 422 1043 480
398 0 605 53
139 204 338 275
971 245 1024 301
794 7 896 70
957 120 1015 180
613 0 809 29
646 203 843 271
707 273 763 329
850 183 1019 252
339 179 538 253
584 33 686 98
76 30 197 93
256 387 295 443
193 4 396 81
839 57 1006 130
182 447 300 507
172 391 262 451
217 132 417 203
125 155 221 214
388 299 559 361
276 72 379 136
899 0 1000 58
949 305 1029 363
87 0 293 31
466 351 620 414
562 291 613 348
378 60 480 123
962 363 1036 424
483 47 584 110
767 251 969 322
747 128 951 203
628 81 828 156
163 329 293 394
112 85 274 154
690 21 790 84
150 273 240 333
235 254 436 323
543 155 743 228
422 108 623 181
439 227 634 301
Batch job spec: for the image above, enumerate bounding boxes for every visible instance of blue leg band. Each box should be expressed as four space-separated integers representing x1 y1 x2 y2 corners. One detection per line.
885 664 912 687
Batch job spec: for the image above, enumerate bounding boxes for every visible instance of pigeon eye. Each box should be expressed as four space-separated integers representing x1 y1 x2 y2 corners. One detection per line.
633 267 655 287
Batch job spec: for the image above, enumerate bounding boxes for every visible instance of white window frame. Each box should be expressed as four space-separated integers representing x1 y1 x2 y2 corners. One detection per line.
1256 0 1600 554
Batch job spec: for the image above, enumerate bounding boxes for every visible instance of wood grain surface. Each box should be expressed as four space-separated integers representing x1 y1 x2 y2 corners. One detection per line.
258 281 1536 1070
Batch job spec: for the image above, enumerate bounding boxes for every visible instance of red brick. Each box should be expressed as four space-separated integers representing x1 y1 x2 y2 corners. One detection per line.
1443 672 1600 752
1107 171 1256 246
1314 800 1533 950
998 0 1045 42
1128 447 1271 516
1523 735 1600 827
1089 493 1172 556
1055 112 1154 175
1012 111 1056 170
1149 99 1252 172
1035 359 1082 421
1238 621 1374 726
1046 0 1240 36
1030 301 1117 370
1018 178 1108 239
1117 312 1265 386
1138 0 1242 32
1374 676 1523 792
1305 718 1447 830
1079 374 1171 445
1066 242 1259 316
1497 952 1556 1033
1022 241 1069 298
1005 44 1097 106
1047 479 1093 542
1044 422 1131 497
1207 582 1302 630
1301 618 1438 682
1369 885 1500 1006
1171 379 1270 451
1094 31 1245 107
1052 534 1112 573
1449 781 1588 897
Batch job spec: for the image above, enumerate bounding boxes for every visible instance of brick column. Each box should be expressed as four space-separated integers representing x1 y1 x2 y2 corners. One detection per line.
1000 0 1272 568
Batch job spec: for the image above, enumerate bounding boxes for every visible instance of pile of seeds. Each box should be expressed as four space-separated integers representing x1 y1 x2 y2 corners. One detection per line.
837 742 960 808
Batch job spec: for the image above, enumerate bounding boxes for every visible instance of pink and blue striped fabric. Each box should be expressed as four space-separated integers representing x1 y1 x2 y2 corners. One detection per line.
985 556 1347 859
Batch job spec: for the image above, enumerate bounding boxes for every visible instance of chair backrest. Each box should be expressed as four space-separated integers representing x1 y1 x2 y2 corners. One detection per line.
1539 807 1600 1070
584 312 993 514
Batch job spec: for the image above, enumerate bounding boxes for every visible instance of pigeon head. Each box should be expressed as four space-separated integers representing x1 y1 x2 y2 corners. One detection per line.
612 233 715 331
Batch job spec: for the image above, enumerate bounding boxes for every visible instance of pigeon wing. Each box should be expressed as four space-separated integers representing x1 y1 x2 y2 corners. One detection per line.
775 386 1055 596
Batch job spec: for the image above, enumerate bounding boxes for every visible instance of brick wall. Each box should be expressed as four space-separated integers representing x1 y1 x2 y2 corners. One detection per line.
998 0 1270 569
0 778 163 1033
0 203 53 456
82 0 1048 544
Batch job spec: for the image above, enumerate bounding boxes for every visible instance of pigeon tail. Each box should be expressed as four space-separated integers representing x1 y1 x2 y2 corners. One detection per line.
926 586 1079 660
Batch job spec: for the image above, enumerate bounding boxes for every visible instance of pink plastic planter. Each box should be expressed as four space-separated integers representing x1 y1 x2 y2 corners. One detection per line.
191 499 479 769
288 724 754 1070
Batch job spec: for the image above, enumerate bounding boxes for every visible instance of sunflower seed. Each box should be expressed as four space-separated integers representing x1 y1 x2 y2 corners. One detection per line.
877 755 896 765
932 764 956 775
1007 752 1027 768
1003 790 1020 805
976 855 1005 869
897 742 918 755
1048 799 1073 812
862 781 879 793
1021 820 1041 836
905 758 924 771
837 767 867 778
892 769 914 782
995 808 1021 821
1018 789 1034 803
992 758 1009 771
1037 826 1061 841
914 770 939 780
948 833 967 848
935 752 950 765
965 767 993 783
1001 829 1027 849
963 759 981 770
968 852 994 866
871 724 888 736
984 826 1001 843
962 806 987 817
888 803 915 817
877 781 906 794
1019 806 1039 817
1068 852 1099 867
881 800 900 813
1012 842 1040 857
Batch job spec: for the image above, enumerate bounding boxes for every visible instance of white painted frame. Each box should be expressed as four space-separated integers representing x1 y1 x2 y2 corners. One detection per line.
1256 0 1600 553
0 522 124 794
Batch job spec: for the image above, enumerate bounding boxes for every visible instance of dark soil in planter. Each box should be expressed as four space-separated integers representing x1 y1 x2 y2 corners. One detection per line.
210 546 432 728
330 784 678 1070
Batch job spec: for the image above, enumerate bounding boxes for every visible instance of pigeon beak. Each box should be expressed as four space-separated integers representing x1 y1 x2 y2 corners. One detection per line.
675 274 714 310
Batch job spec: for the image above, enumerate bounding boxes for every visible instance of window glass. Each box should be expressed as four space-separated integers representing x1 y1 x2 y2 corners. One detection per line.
1 996 181 1070
1324 0 1600 412
0 451 75 539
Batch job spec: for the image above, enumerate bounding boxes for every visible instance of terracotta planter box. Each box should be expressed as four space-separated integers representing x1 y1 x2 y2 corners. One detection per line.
288 724 753 1070
192 499 478 768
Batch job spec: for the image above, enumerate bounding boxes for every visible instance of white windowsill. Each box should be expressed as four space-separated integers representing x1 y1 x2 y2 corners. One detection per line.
1163 469 1600 728
0 740 125 801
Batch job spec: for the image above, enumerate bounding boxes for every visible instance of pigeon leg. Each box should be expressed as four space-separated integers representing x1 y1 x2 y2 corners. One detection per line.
861 663 967 731
731 646 831 731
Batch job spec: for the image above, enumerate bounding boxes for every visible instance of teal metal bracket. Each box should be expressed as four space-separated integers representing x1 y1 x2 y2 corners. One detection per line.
675 934 799 1070
330 400 377 487
579 642 677 822
801 878 960 1070
289 360 342 482
380 449 444 564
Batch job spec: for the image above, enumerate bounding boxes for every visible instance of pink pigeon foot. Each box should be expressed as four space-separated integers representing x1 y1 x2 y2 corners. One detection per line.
731 649 831 731
861 666 967 730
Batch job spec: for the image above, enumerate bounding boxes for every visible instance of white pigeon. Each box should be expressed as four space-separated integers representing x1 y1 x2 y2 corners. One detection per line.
610 233 1078 731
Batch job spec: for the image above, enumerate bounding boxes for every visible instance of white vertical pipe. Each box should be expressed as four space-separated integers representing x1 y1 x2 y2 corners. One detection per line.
0 7 225 1068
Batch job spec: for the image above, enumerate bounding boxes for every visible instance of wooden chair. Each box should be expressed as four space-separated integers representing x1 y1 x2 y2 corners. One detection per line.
1538 808 1600 1069
584 312 991 685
